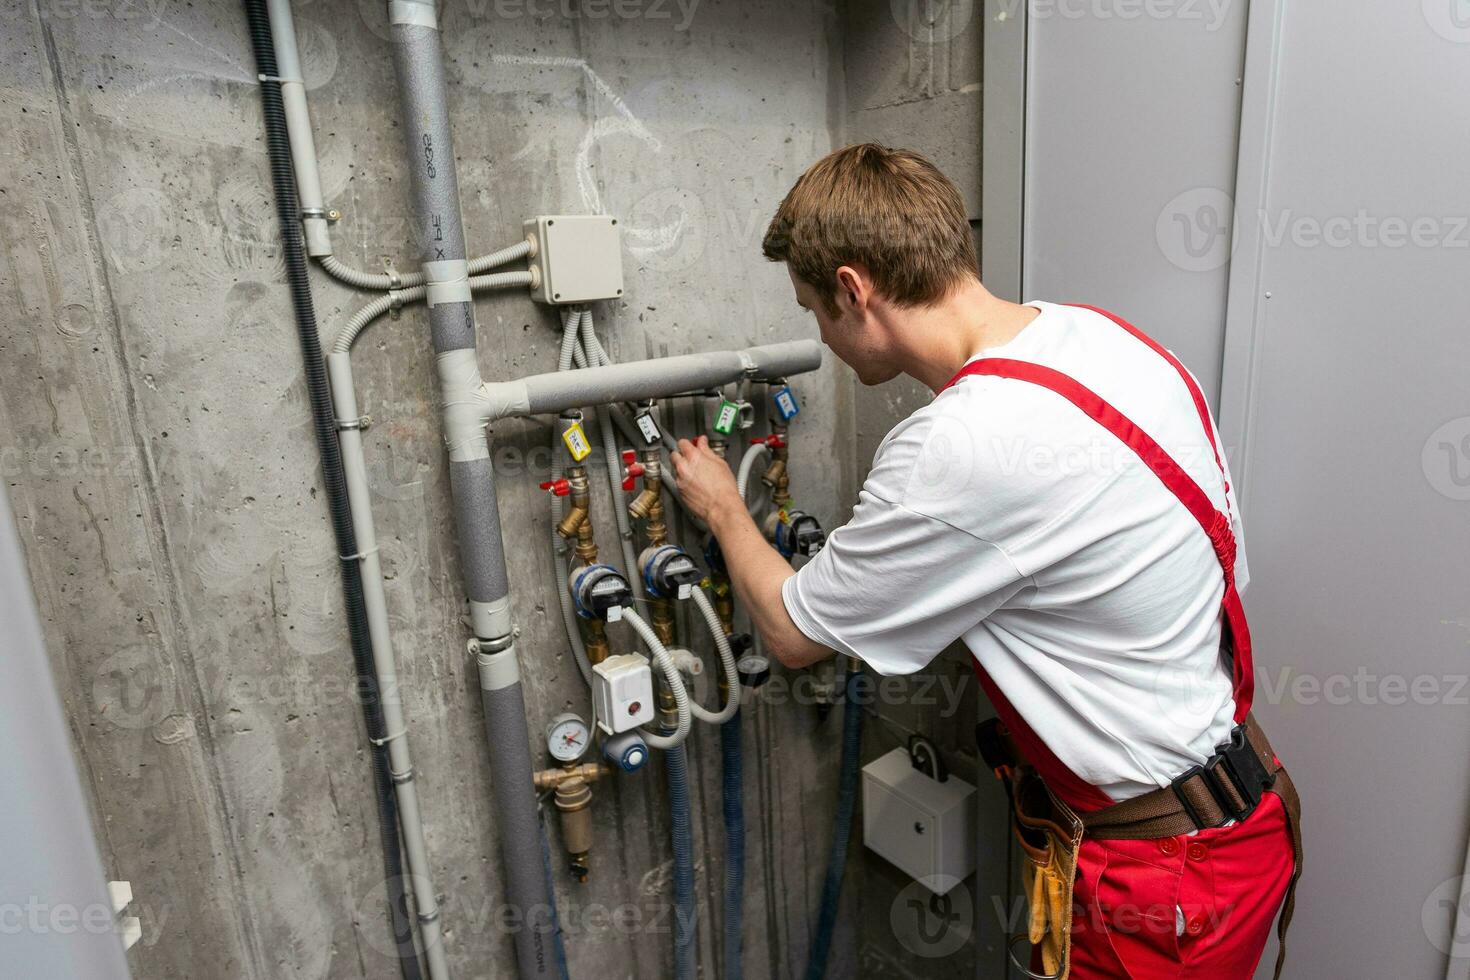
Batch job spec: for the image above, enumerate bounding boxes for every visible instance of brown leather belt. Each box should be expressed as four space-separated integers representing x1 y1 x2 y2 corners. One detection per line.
979 714 1303 980
1082 715 1303 980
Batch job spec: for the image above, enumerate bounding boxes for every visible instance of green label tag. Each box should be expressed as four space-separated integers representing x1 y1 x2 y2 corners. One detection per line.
713 400 739 435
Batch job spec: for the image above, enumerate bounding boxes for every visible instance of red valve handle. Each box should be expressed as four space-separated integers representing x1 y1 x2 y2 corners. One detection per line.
750 434 787 449
539 478 571 497
620 460 646 492
621 449 638 465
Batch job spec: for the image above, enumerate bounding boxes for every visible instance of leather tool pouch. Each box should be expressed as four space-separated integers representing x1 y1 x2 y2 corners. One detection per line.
1009 767 1083 980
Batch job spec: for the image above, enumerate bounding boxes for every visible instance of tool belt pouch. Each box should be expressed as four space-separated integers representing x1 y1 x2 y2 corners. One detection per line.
1010 767 1083 980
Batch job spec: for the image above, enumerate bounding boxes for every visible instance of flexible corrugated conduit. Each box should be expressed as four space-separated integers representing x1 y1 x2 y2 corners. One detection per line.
320 240 533 291
242 2 424 975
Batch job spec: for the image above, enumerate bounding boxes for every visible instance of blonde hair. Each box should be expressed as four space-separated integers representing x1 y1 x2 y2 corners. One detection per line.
762 144 977 314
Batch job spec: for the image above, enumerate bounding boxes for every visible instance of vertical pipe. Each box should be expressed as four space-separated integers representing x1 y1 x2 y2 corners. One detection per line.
805 667 865 980
264 0 332 256
326 355 450 979
241 2 424 974
386 3 557 976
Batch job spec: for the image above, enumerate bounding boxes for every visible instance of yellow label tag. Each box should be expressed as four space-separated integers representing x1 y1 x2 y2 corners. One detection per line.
562 422 592 461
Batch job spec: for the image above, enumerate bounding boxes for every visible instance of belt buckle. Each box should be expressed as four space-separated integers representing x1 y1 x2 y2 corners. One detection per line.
1211 724 1274 822
1169 764 1213 829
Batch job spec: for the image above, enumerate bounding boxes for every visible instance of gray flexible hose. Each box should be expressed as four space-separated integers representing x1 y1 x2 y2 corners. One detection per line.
621 609 692 749
553 310 593 688
320 239 533 291
575 309 646 599
332 271 534 353
687 588 740 724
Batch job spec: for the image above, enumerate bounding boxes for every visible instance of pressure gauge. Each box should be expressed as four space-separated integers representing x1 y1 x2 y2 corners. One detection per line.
737 652 771 689
546 713 591 763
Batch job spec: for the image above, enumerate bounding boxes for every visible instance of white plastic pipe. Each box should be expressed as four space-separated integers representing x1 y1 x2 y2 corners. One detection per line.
686 588 740 725
736 442 770 509
622 608 693 749
324 351 449 980
332 270 533 354
265 0 331 256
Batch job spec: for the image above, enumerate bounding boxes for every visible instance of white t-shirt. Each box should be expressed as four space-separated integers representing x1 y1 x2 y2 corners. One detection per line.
782 301 1247 802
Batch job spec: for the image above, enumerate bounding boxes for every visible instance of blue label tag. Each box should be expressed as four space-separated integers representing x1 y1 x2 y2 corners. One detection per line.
772 386 799 422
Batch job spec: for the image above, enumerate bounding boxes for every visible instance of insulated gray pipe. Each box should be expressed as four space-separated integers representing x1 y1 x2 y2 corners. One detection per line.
388 3 557 977
478 340 823 422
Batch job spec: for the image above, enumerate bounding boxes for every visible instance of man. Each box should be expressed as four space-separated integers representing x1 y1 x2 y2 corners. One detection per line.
671 144 1301 979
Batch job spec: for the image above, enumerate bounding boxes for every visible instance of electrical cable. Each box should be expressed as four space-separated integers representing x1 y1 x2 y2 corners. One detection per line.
242 2 423 975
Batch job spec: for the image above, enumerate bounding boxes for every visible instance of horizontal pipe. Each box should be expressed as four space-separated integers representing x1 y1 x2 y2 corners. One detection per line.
478 339 823 422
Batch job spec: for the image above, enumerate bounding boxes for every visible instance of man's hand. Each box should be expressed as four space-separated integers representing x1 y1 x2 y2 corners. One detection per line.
671 435 743 530
670 435 832 670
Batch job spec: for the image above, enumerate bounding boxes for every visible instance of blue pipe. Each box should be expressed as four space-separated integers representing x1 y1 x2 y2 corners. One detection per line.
721 711 745 980
805 668 864 980
666 743 698 979
539 811 570 980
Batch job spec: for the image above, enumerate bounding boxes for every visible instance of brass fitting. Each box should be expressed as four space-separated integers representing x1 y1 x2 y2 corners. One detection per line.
761 457 786 490
770 420 792 509
627 485 661 521
555 468 592 541
532 763 607 884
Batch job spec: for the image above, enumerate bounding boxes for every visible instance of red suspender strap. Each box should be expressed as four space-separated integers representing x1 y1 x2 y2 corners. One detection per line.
943 352 1254 725
1071 304 1229 493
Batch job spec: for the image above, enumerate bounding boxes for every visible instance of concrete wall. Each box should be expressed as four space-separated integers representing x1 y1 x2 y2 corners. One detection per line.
0 1 900 977
837 6 996 979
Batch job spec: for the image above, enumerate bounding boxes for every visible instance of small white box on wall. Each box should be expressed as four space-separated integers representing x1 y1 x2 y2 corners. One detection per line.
861 747 976 894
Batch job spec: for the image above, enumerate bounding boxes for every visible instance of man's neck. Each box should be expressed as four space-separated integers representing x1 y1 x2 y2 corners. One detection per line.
887 280 1041 393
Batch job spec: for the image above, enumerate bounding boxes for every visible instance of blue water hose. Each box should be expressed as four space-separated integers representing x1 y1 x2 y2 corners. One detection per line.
721 711 745 980
666 743 698 979
538 810 570 980
805 668 865 980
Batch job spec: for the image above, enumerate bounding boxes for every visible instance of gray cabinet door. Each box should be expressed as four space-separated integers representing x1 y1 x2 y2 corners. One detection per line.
1219 2 1470 977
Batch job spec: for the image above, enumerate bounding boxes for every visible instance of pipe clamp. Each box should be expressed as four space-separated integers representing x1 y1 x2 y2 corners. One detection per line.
388 0 438 29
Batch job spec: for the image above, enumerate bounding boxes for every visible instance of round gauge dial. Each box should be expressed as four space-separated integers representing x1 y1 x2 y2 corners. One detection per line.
546 713 591 763
737 653 771 689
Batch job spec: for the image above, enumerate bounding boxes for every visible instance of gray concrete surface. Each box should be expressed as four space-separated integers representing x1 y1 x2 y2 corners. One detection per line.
0 1 993 977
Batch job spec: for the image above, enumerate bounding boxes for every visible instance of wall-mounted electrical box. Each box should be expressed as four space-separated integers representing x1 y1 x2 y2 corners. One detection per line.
861 747 976 894
524 214 624 305
592 653 654 735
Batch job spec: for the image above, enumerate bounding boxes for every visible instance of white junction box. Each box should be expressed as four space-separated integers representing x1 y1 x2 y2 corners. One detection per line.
592 653 654 735
524 214 624 305
862 747 976 894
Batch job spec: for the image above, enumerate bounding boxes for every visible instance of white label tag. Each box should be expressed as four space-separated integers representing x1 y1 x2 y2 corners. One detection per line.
714 400 739 435
562 422 592 461
636 413 660 445
606 605 624 623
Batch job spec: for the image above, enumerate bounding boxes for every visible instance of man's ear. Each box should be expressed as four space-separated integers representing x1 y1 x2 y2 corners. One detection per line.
834 264 870 314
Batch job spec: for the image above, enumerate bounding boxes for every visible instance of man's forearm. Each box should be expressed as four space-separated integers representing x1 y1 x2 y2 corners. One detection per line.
708 503 832 669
